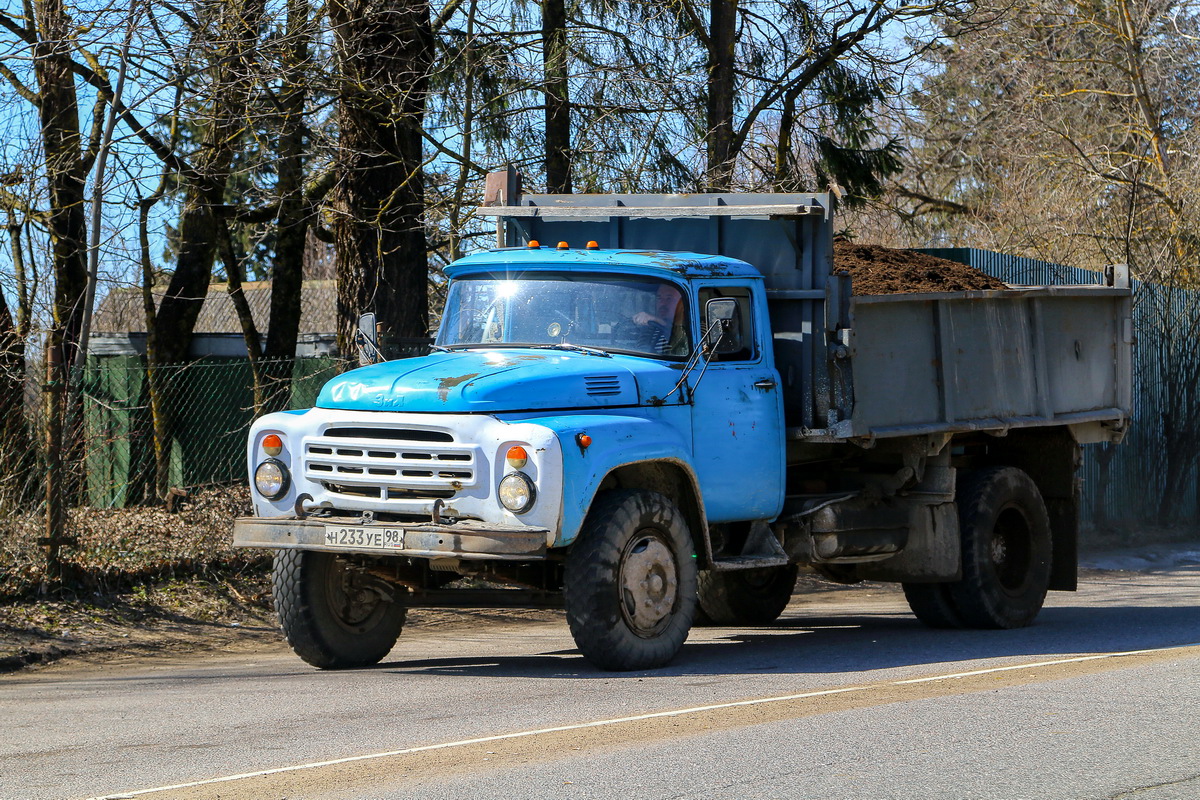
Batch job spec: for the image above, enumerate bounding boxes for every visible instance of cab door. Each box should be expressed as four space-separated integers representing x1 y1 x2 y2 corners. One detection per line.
688 282 786 523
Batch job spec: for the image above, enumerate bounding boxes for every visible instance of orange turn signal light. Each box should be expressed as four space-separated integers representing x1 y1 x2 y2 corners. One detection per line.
262 434 284 456
506 445 529 468
576 433 592 449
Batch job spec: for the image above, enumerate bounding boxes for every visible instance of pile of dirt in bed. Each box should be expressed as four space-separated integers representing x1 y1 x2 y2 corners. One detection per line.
834 241 1008 295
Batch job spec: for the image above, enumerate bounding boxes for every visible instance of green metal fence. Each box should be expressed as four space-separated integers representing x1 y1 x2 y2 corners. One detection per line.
82 356 343 508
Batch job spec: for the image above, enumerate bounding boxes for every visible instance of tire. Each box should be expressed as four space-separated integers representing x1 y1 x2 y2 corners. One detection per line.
947 467 1053 629
695 565 799 625
273 550 406 669
902 582 965 629
564 490 698 671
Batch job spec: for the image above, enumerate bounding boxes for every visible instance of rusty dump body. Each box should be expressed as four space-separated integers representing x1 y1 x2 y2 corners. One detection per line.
491 191 1133 444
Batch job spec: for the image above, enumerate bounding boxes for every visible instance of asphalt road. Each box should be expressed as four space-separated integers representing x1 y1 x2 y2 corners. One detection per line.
3 566 1198 800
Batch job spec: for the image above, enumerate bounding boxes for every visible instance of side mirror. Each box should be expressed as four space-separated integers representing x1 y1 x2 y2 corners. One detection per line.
356 312 381 365
704 298 742 354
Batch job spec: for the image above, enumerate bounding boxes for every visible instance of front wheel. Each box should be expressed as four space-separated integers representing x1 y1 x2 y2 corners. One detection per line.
273 550 406 669
564 490 697 671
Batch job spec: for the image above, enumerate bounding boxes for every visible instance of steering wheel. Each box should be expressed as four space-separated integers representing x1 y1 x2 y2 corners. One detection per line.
612 318 659 351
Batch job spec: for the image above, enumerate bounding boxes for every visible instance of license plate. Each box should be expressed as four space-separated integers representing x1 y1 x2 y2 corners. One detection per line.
323 525 405 550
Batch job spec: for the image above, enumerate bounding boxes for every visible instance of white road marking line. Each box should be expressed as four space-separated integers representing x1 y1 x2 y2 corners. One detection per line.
893 646 1185 684
86 641 1200 800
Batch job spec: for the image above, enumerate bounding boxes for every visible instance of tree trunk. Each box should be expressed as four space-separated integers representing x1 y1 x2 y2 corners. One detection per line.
329 0 433 354
542 0 571 193
705 0 737 191
139 182 172 501
260 0 314 412
0 219 33 503
773 85 803 190
33 0 90 566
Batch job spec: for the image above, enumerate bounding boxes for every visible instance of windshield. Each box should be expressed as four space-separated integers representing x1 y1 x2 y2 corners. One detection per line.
436 273 691 358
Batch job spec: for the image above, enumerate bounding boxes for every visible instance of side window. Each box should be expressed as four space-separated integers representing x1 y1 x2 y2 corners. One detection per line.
699 286 756 362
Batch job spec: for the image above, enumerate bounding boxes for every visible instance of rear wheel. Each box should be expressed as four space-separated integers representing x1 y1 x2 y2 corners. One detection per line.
695 565 799 625
273 550 406 669
902 582 965 629
564 490 697 671
949 467 1052 628
905 467 1052 630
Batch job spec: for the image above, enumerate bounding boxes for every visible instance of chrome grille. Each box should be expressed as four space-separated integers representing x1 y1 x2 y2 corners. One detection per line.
305 426 477 501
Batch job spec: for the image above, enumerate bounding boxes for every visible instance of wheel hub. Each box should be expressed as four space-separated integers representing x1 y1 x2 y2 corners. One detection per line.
619 533 678 636
327 558 384 627
991 506 1034 593
990 535 1009 566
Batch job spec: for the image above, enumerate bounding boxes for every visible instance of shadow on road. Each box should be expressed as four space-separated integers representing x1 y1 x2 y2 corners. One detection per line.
368 602 1200 680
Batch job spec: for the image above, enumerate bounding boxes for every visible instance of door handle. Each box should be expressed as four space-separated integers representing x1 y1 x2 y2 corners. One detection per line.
753 378 777 389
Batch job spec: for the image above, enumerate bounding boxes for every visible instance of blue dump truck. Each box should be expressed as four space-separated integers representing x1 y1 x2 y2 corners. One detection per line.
233 183 1133 671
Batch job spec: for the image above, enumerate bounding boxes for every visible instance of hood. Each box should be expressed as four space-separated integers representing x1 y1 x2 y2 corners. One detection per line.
316 349 678 413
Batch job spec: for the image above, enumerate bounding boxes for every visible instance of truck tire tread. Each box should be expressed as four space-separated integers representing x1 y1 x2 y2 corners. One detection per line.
696 565 799 626
272 550 405 669
949 466 1052 629
902 582 965 628
564 489 697 671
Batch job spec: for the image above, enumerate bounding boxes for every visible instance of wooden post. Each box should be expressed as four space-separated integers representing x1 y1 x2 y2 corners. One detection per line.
43 343 65 586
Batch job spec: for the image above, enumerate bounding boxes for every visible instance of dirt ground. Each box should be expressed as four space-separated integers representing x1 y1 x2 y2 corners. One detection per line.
834 240 1008 295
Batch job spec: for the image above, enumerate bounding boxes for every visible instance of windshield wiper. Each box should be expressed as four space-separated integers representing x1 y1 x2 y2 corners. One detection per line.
532 343 613 358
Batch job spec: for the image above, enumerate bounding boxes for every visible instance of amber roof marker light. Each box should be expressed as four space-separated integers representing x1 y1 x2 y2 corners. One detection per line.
586 241 600 250
557 241 569 250
528 240 541 249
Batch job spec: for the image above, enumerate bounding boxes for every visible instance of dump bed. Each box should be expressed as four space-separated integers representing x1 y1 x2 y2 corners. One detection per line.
484 190 1132 442
835 286 1132 440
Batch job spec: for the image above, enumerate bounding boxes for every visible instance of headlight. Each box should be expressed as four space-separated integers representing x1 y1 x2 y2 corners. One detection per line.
254 459 290 500
498 472 536 513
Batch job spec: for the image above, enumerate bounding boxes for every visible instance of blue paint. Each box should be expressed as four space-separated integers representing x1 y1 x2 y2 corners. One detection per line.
316 350 683 413
445 247 761 281
498 410 695 545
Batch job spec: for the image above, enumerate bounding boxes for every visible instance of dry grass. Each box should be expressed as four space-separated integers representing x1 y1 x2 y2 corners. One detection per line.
0 486 265 600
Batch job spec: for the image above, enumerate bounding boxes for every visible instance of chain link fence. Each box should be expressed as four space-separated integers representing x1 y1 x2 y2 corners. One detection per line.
80 356 346 508
0 356 347 597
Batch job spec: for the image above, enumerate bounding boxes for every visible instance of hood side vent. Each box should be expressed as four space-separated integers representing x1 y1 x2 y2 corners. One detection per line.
584 375 623 396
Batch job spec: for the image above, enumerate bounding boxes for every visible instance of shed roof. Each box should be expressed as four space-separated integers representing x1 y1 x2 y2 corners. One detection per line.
92 280 336 335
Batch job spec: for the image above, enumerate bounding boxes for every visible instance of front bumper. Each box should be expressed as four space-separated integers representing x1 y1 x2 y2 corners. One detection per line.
232 516 549 560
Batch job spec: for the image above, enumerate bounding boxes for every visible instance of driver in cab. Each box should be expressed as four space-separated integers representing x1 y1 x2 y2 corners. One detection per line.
633 283 688 356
